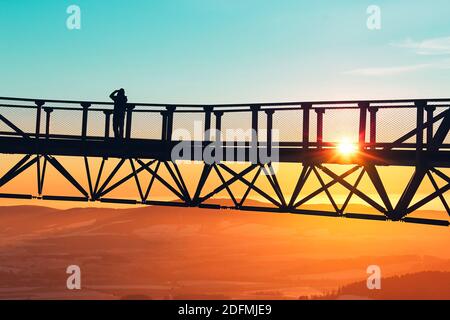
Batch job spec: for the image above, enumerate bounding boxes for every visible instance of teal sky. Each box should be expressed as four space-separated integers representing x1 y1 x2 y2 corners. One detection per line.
1 0 450 104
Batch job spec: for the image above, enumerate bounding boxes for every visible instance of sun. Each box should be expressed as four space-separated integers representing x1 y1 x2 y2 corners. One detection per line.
337 138 357 156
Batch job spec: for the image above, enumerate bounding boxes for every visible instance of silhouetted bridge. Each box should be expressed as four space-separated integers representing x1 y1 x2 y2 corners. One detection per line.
0 96 449 226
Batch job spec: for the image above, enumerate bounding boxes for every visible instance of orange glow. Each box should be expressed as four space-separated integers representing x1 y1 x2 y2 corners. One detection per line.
337 138 357 156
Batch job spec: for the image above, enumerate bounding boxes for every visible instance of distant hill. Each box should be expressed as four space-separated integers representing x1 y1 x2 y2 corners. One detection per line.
312 271 450 300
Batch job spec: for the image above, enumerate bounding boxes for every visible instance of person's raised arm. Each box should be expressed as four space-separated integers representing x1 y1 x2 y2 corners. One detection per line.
109 90 119 100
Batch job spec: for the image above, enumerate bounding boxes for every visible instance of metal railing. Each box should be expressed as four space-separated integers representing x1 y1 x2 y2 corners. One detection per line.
0 96 449 151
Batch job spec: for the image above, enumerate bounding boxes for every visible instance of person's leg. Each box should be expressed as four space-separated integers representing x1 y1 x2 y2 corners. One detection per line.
113 115 120 138
119 114 125 139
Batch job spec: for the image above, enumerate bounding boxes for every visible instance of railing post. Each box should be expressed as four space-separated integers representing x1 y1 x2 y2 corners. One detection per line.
302 103 311 149
43 107 53 139
358 102 368 149
213 111 224 162
251 105 260 145
315 109 325 149
160 111 168 141
265 110 275 157
35 100 45 139
166 106 176 142
214 111 223 142
125 104 135 140
81 102 91 140
204 106 213 142
103 110 113 140
425 104 435 149
415 100 426 154
368 106 378 149
250 105 261 163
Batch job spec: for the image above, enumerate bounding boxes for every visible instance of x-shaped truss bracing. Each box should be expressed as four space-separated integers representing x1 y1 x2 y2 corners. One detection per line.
0 154 449 226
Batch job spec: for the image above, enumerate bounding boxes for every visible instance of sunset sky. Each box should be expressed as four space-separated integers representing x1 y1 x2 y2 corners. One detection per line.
0 0 450 103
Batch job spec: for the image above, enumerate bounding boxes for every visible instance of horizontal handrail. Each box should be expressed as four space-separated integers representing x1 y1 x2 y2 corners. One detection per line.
0 95 450 110
0 101 449 114
0 131 449 149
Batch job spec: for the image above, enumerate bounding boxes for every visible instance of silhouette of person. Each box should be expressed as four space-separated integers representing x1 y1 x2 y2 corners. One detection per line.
109 88 128 139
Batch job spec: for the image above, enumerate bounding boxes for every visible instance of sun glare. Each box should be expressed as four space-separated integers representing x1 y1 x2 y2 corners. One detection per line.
337 139 357 156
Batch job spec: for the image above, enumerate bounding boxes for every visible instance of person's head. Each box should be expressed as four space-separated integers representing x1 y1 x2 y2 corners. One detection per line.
118 88 125 96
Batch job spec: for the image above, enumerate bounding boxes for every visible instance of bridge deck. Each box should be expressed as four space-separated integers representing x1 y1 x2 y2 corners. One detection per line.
0 135 449 167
